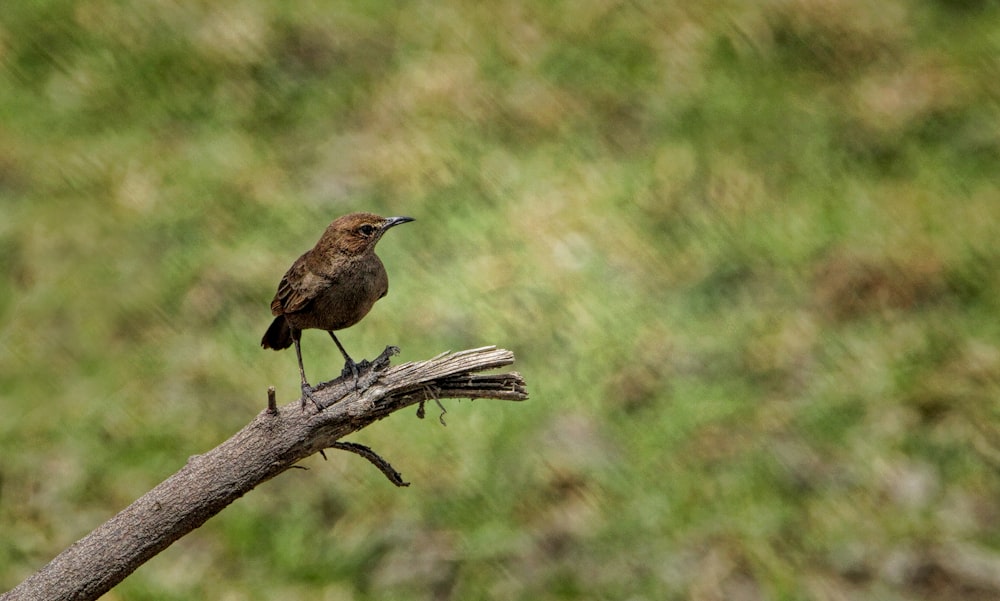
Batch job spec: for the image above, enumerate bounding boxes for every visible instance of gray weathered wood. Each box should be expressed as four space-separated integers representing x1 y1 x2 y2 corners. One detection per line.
1 346 526 601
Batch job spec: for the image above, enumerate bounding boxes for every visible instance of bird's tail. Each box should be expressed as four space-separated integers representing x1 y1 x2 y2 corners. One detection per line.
261 315 294 350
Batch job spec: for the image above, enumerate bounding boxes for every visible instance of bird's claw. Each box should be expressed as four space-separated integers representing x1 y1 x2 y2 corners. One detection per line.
300 382 321 411
340 359 363 389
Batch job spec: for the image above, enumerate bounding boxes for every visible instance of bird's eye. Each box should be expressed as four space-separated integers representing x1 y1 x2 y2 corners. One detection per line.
359 224 376 236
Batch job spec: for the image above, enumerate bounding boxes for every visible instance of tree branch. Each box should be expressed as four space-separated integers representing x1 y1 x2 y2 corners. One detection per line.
1 346 527 601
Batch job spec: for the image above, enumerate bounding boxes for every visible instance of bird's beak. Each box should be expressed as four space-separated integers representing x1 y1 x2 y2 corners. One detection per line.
383 216 415 230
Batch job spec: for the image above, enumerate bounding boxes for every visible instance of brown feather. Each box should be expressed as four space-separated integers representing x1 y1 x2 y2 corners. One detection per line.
263 212 412 340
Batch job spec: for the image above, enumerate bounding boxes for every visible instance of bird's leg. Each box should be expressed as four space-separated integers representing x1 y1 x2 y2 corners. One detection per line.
293 335 320 410
328 331 360 387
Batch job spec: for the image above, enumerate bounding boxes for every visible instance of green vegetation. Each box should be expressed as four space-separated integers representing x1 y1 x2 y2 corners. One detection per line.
2 1 1000 599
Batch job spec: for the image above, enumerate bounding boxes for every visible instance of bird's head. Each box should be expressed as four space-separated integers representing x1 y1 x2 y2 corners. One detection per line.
322 212 414 256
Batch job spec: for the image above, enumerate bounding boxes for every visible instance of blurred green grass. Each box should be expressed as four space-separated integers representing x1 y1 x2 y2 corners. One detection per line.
2 1 1000 599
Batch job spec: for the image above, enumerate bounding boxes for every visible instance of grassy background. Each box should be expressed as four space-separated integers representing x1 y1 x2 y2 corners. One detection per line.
2 1 1000 599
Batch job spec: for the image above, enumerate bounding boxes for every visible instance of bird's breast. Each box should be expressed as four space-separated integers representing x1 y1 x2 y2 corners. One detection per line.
291 255 388 331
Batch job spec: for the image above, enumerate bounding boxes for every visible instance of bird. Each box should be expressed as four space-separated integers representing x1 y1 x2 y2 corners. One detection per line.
261 212 414 405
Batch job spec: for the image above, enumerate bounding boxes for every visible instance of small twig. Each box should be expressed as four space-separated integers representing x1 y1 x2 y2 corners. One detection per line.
329 442 410 487
423 384 447 426
266 386 277 415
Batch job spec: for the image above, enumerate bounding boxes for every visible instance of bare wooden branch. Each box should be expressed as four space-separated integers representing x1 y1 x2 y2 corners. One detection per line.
1 346 526 601
329 441 410 487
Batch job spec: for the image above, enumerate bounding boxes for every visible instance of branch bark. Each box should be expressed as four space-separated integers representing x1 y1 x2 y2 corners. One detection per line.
1 346 527 601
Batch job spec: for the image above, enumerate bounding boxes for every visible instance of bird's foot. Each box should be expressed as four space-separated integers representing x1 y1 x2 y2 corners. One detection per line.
300 382 322 411
340 359 364 389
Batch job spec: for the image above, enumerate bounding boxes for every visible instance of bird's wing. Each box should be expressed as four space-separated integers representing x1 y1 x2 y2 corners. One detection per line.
270 255 330 316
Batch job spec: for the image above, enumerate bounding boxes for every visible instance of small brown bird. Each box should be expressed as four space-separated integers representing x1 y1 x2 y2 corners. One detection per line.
261 212 414 402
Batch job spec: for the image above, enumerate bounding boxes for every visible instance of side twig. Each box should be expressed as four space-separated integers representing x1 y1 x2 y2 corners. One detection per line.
329 441 410 487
